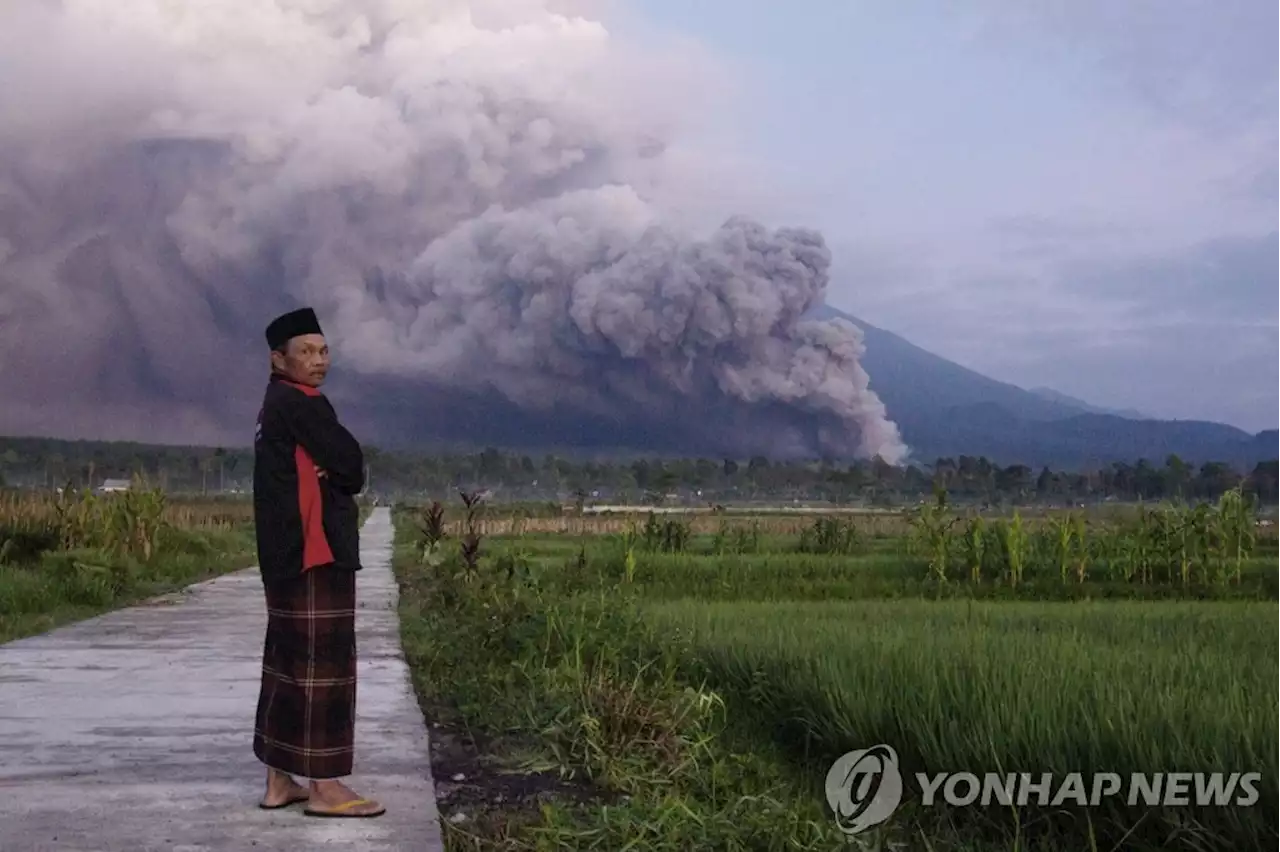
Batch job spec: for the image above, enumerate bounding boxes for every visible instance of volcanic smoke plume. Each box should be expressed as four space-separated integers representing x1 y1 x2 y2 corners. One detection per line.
0 0 907 463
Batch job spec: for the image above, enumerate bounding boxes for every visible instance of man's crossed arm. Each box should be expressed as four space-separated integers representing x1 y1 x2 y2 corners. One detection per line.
281 393 366 495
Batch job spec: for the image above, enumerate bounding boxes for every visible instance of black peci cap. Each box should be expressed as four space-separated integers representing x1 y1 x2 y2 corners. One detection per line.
265 307 324 349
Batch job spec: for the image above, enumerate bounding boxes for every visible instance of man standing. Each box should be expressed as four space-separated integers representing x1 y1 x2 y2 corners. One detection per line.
251 306 385 818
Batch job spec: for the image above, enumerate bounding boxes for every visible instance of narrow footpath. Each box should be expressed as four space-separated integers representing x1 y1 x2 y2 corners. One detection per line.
0 507 443 852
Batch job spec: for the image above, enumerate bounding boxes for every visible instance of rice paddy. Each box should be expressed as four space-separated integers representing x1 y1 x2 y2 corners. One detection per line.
392 490 1279 850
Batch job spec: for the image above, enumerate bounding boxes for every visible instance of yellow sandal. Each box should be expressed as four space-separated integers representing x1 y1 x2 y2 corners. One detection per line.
304 797 387 818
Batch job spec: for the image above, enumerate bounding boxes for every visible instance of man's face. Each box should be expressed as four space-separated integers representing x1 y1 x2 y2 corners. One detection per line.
270 333 330 387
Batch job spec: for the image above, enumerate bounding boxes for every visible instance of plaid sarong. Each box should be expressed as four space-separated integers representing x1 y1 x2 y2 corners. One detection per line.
253 566 357 779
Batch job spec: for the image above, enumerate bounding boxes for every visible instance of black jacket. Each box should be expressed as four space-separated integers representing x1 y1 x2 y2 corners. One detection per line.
253 373 365 585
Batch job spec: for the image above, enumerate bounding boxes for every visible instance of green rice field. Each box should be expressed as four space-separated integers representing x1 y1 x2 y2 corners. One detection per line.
394 494 1280 850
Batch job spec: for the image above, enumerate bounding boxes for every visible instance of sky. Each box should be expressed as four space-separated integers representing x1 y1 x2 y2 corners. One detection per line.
624 0 1279 432
0 0 1272 455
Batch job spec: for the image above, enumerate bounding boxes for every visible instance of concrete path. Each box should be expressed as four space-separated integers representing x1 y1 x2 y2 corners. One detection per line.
0 507 443 851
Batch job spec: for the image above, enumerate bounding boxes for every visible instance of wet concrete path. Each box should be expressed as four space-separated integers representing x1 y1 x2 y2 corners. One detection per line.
0 507 443 851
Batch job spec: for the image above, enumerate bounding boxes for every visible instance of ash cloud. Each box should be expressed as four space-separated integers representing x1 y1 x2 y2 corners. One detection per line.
0 0 906 463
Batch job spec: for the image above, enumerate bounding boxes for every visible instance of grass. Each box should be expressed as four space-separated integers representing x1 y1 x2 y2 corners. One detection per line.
392 491 1279 851
1 493 373 639
393 520 851 850
0 525 257 643
0 488 378 645
0 487 258 643
644 598 1278 850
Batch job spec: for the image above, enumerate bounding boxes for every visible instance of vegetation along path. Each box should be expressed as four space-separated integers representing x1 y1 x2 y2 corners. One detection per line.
0 507 443 852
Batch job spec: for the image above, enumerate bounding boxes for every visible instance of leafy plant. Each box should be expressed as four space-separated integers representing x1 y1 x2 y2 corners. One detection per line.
457 489 486 578
414 500 448 567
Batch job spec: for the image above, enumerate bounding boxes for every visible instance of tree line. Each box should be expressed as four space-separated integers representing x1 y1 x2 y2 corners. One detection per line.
0 436 1275 506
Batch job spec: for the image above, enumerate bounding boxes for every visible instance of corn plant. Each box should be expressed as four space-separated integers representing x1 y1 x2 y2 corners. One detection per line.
1217 487 1256 584
1000 510 1028 588
1146 509 1178 585
708 520 757 556
711 521 729 556
1189 504 1226 585
1115 508 1160 584
1050 513 1077 584
911 488 960 583
960 515 986 584
1171 507 1195 587
640 513 691 553
623 545 637 584
797 517 860 555
1071 513 1088 583
620 522 639 583
111 477 167 560
734 520 762 555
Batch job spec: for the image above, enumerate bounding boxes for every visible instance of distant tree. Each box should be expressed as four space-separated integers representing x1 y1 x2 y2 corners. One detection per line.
1162 455 1190 500
214 447 227 492
1035 465 1054 497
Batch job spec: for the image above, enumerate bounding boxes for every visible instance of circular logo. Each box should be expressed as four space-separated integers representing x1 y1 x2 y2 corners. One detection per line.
825 744 904 836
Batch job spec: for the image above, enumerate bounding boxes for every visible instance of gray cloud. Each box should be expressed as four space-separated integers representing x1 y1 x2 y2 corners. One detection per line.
974 0 1277 133
1225 159 1279 208
977 12 1270 200
1055 231 1279 321
0 0 906 462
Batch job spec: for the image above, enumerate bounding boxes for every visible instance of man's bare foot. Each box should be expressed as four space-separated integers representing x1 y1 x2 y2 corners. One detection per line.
305 778 386 817
260 768 310 808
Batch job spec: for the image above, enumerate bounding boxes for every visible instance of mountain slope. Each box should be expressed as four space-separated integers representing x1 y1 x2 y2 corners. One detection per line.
809 305 1084 423
1027 387 1148 420
810 305 1275 468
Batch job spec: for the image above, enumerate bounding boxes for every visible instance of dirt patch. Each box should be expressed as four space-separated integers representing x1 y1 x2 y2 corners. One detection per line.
426 716 615 831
